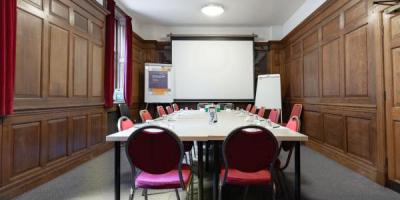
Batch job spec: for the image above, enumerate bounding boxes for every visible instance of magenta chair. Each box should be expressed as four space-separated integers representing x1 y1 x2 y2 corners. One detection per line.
268 109 281 124
125 126 193 200
166 106 174 114
220 125 279 200
250 105 257 114
275 116 301 171
157 106 167 117
172 103 180 112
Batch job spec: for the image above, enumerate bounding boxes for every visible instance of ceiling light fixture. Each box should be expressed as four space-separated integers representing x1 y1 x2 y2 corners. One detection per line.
201 4 224 17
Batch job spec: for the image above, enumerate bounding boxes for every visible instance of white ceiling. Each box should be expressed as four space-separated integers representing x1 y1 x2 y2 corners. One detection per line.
117 0 306 26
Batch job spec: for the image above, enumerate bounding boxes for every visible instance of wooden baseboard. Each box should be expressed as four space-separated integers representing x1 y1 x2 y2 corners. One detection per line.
0 143 113 200
305 140 383 184
387 180 400 194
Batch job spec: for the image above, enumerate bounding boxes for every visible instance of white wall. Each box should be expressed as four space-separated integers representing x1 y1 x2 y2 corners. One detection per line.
116 0 328 42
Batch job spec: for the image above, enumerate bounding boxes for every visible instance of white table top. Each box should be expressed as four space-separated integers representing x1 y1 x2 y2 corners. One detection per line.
106 110 308 142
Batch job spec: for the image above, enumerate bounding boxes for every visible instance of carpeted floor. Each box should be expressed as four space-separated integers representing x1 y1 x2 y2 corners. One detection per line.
14 146 400 200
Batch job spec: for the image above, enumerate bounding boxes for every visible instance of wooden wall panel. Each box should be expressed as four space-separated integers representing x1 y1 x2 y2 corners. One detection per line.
322 39 340 97
344 25 368 97
92 44 104 97
73 35 88 97
47 118 68 162
303 49 319 97
71 116 87 153
15 10 43 98
283 0 385 183
49 24 69 97
303 111 323 141
323 114 345 150
0 1 110 199
12 122 41 175
392 48 400 106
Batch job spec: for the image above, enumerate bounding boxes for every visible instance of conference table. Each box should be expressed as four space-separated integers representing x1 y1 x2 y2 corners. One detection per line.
106 110 308 200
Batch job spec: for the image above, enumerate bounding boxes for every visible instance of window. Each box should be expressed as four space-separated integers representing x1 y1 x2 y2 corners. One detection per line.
113 9 127 103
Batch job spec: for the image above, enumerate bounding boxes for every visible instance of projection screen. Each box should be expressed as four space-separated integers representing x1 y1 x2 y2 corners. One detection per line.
172 39 254 101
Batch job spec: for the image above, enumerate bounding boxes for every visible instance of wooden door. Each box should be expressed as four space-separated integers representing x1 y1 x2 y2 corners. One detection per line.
384 7 400 184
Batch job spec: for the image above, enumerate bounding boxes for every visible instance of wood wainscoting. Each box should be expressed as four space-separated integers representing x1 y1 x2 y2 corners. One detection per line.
0 0 112 199
282 0 386 184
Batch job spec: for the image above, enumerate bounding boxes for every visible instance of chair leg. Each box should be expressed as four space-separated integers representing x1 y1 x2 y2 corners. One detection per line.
243 186 249 200
184 153 189 164
144 189 148 200
205 142 209 171
193 142 197 159
272 183 277 200
175 188 181 200
218 185 223 200
129 187 135 200
189 150 193 165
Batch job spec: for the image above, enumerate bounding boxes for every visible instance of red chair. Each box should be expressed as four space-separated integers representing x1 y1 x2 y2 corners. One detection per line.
250 105 257 114
172 103 180 112
157 106 167 117
275 116 300 171
220 125 278 200
125 126 193 200
268 109 280 123
139 110 153 122
245 104 252 112
166 106 174 114
257 107 266 118
117 116 134 131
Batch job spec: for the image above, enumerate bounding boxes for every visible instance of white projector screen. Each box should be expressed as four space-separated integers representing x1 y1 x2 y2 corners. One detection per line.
172 40 254 100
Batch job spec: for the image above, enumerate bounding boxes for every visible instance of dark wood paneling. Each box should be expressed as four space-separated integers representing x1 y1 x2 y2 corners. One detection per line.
303 110 323 141
283 0 385 184
344 25 368 97
322 39 340 97
71 116 87 152
47 118 68 162
73 35 89 97
303 49 319 97
12 122 41 175
323 114 345 150
89 114 104 146
15 10 43 98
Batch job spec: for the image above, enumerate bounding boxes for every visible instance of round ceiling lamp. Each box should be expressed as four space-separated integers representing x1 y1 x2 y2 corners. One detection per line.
201 4 224 16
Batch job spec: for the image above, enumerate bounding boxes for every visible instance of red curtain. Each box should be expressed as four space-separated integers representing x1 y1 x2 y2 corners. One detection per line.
0 0 17 116
124 16 133 106
104 0 115 108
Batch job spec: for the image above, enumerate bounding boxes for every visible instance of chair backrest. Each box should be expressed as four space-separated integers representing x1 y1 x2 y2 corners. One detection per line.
197 103 209 109
125 126 184 176
117 116 134 131
268 109 280 123
157 106 167 117
289 104 303 119
118 103 131 118
281 116 301 151
166 106 174 114
245 104 252 112
222 125 278 176
257 107 266 118
219 103 234 110
250 105 257 114
172 103 179 112
139 109 153 122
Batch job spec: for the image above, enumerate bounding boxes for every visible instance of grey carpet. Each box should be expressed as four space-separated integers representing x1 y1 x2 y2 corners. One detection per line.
14 146 400 200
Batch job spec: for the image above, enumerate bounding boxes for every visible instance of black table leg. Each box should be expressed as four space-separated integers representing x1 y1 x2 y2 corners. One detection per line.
205 142 210 171
197 141 204 200
115 141 121 200
213 141 220 200
294 142 301 200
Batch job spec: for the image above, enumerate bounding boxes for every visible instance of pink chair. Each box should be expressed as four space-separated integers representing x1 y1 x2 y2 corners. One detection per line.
268 109 281 123
275 116 300 171
250 105 257 114
139 110 153 122
157 106 167 117
257 107 266 118
220 125 278 199
125 126 193 200
166 106 174 114
117 116 134 131
245 104 252 112
289 104 303 119
172 103 180 112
